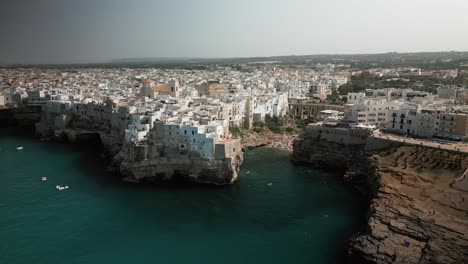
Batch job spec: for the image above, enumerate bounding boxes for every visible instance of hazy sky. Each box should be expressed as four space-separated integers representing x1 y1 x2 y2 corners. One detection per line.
1 0 467 64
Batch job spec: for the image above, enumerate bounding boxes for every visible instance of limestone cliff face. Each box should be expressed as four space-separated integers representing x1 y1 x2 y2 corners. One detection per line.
292 132 468 264
35 112 243 185
115 142 243 185
241 127 296 152
349 147 468 264
0 106 42 127
35 112 123 156
291 130 379 191
118 151 242 185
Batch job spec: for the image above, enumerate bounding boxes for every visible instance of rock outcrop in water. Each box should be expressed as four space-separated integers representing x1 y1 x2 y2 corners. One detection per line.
35 110 243 185
292 124 468 264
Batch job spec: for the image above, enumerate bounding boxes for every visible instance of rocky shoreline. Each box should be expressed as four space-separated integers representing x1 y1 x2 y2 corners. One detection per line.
7 106 467 262
241 127 296 152
292 131 468 263
348 146 468 264
33 111 243 185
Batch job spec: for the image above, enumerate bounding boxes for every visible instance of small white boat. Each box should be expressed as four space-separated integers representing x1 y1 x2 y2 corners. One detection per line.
16 147 23 150
267 182 273 186
41 176 47 182
56 185 69 191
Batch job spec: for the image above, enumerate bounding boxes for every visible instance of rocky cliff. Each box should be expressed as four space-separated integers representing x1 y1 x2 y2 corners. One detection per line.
292 132 468 263
0 106 42 127
241 127 296 152
35 112 243 185
116 147 242 185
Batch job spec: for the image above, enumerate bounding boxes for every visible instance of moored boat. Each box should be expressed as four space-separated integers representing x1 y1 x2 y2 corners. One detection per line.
56 185 69 191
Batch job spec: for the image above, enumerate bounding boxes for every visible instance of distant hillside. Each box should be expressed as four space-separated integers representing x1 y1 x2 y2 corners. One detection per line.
115 51 468 65
3 51 468 69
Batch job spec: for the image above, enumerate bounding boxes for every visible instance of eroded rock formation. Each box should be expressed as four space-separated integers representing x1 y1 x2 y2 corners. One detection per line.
35 112 243 185
241 127 296 152
292 131 468 264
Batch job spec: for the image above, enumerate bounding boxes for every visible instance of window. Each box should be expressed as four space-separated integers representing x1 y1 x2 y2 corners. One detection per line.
192 131 195 135
184 130 187 135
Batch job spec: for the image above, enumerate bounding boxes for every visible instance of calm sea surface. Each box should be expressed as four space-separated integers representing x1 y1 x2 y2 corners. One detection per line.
0 128 365 264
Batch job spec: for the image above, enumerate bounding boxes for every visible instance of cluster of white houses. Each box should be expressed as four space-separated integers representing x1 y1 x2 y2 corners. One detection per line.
18 74 295 161
344 88 468 139
2 65 467 147
124 113 231 160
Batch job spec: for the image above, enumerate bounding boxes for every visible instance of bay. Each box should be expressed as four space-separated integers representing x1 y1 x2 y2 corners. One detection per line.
0 128 365 264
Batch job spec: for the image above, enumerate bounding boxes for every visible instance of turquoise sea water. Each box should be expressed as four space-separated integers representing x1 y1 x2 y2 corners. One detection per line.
0 128 365 264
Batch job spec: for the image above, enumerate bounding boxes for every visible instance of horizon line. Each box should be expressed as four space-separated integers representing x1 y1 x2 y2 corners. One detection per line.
2 50 468 66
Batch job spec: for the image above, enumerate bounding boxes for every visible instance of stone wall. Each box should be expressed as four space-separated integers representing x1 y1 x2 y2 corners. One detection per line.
214 139 242 160
365 136 404 152
304 124 371 145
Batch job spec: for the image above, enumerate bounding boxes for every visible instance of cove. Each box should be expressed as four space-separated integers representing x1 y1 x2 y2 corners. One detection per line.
0 128 365 264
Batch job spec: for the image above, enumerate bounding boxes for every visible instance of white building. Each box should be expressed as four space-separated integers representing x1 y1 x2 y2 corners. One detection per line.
310 82 331 95
26 90 47 106
124 113 159 142
347 92 366 104
272 92 289 117
387 107 468 139
346 98 403 129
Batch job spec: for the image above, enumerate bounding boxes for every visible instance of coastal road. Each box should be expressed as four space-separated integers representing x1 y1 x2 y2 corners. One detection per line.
372 131 468 154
